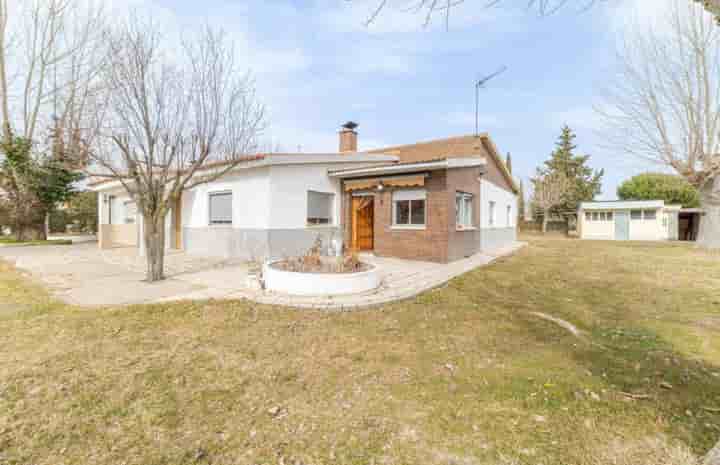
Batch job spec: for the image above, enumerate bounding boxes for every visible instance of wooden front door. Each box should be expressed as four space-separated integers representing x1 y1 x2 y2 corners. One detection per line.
351 196 374 251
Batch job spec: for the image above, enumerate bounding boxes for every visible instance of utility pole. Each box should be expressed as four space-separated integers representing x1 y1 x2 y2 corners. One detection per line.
475 66 507 136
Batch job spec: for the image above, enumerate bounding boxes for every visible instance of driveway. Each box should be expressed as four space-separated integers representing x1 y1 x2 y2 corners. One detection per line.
0 243 250 306
0 241 525 308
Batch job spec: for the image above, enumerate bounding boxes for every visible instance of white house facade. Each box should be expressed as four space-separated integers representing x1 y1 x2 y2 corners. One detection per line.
91 125 519 263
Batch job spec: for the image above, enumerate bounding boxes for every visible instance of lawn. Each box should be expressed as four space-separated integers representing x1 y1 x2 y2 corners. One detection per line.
0 238 718 465
0 237 73 247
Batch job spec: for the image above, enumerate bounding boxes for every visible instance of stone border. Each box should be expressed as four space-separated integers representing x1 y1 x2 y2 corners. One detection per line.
262 261 380 296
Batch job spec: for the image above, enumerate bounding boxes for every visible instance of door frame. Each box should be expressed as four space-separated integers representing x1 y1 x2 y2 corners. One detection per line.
351 194 374 251
614 210 629 240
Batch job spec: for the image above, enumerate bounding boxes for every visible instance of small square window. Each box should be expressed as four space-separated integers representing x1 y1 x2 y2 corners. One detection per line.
123 201 137 224
456 192 473 228
393 189 426 227
592 212 599 221
631 210 642 220
643 209 657 220
209 192 233 225
307 191 334 225
585 212 592 221
606 211 613 221
489 201 496 227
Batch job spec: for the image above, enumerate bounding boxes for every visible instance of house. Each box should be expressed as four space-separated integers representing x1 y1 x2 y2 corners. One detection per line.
578 200 685 241
90 123 519 263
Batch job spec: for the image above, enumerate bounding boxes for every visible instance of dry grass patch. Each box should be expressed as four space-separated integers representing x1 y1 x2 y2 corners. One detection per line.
0 238 718 464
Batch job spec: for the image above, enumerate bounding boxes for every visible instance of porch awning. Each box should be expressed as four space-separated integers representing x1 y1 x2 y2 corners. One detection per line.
343 174 426 192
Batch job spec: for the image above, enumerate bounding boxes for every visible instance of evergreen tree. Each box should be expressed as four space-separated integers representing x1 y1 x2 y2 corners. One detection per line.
540 125 604 214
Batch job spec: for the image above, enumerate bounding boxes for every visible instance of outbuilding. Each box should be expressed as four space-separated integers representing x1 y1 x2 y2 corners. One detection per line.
578 200 682 241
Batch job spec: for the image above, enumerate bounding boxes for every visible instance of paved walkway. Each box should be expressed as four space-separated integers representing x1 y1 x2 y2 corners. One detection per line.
0 241 525 309
155 242 526 310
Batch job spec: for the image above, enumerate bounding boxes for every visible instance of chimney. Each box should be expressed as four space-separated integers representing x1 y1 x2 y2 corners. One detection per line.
339 121 358 153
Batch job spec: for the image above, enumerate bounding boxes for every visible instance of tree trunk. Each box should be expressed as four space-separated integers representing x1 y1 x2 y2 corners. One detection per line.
542 208 549 234
143 215 166 282
44 212 50 239
704 439 720 465
696 176 720 249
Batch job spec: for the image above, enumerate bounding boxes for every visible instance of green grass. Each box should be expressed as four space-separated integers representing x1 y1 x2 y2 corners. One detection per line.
0 238 718 465
0 237 72 247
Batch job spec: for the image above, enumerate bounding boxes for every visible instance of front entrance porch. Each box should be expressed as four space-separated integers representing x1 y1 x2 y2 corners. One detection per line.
351 196 374 251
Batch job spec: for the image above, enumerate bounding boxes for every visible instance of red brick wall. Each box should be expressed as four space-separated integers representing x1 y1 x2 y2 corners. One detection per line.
446 167 483 261
373 170 449 263
367 135 516 194
342 166 492 263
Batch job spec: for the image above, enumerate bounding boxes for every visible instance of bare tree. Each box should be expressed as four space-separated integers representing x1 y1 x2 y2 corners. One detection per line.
598 0 720 249
0 0 104 147
88 19 265 282
357 0 720 28
359 0 600 29
532 171 570 233
0 0 105 240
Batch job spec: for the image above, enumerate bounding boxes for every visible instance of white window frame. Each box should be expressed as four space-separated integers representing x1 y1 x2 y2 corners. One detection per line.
208 190 233 226
643 209 657 220
488 201 496 227
630 210 642 220
455 192 474 230
306 190 335 227
506 205 512 227
123 200 137 224
392 189 426 229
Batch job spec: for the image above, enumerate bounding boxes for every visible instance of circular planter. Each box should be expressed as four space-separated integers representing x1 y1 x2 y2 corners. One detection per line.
262 261 380 296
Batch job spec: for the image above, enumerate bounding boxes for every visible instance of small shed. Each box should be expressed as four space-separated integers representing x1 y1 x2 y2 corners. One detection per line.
578 200 682 241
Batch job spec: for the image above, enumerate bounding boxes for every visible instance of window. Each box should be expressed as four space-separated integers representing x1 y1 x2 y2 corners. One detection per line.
106 195 115 224
456 192 474 229
123 201 137 224
506 205 512 227
488 201 496 227
643 209 657 220
592 212 599 221
606 211 613 222
393 189 426 227
307 191 334 225
585 212 592 221
630 210 642 220
209 191 233 225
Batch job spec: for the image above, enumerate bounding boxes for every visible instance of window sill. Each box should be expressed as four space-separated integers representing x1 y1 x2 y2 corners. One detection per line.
391 225 426 231
456 226 477 231
306 224 335 229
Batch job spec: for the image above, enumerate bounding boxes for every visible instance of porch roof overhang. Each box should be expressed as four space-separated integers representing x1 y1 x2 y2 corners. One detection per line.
328 157 487 179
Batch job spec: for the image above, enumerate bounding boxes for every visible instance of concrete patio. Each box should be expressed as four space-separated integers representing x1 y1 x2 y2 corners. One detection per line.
0 242 525 309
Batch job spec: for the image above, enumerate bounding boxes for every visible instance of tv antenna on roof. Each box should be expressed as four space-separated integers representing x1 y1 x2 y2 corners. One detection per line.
475 66 507 136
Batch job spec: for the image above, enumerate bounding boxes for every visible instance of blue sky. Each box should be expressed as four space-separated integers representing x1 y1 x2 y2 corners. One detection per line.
117 0 671 199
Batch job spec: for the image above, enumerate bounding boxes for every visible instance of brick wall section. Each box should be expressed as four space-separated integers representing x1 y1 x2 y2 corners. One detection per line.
342 171 450 263
446 167 483 261
373 170 449 262
367 135 515 193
